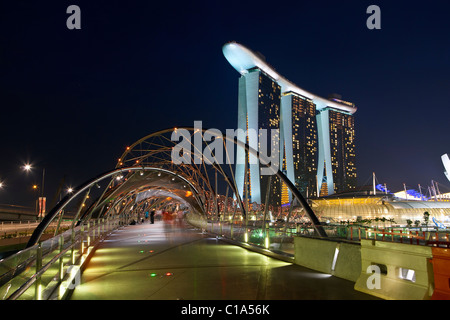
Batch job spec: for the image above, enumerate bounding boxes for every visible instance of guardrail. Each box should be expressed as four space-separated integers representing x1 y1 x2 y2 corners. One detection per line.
335 226 450 247
0 216 120 300
0 221 73 242
0 220 37 229
190 216 450 258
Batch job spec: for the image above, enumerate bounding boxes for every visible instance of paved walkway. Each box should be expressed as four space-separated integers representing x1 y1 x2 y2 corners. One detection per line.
69 220 378 300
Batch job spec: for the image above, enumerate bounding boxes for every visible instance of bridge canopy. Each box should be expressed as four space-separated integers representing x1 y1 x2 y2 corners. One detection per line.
26 127 324 247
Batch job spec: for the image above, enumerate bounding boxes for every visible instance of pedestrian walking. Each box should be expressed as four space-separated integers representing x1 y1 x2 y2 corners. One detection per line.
150 210 155 224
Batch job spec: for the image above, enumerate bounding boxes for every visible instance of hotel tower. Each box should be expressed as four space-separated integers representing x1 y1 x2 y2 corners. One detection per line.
223 42 357 206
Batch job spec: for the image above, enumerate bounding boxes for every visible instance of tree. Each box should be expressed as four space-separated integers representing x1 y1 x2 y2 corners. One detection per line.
406 219 413 229
414 220 420 228
423 211 430 230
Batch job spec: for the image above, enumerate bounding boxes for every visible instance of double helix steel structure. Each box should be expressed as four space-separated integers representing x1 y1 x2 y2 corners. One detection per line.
0 127 324 300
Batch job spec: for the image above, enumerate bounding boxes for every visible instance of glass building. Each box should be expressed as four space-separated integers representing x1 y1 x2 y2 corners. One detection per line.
281 92 318 199
316 103 357 196
235 67 282 207
223 42 357 207
311 194 450 226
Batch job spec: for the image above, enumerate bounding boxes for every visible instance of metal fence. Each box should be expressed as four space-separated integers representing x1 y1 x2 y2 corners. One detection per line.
189 214 450 259
0 220 74 241
0 216 120 300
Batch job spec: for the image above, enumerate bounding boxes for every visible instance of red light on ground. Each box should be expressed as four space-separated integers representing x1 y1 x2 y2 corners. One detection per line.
165 272 173 276
149 250 154 253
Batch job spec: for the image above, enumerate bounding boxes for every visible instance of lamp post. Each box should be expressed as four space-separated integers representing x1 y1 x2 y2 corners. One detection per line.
23 164 46 221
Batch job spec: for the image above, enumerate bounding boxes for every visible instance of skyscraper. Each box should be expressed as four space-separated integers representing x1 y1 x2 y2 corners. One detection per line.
223 42 357 205
235 67 282 207
316 99 357 196
281 91 318 199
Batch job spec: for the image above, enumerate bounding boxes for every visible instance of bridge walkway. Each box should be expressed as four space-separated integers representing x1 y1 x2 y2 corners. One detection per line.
69 219 377 300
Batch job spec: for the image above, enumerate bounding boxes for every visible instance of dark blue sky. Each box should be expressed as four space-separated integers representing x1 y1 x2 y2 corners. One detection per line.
1 0 450 207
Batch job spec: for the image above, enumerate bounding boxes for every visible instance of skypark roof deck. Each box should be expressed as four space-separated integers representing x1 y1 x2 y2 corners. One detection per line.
222 42 357 114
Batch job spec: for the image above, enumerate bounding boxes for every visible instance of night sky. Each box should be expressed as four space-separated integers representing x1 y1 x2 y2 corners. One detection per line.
1 0 449 208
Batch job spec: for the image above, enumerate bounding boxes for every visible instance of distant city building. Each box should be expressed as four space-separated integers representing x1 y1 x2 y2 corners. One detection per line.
223 42 357 206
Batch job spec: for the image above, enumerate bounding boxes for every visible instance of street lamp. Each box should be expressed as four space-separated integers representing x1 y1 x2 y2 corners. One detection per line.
22 163 46 220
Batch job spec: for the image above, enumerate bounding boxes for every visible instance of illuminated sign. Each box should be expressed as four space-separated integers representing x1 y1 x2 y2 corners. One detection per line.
38 197 46 218
375 184 390 193
406 189 429 201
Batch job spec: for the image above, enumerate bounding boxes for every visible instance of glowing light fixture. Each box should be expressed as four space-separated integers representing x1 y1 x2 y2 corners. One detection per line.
331 245 340 271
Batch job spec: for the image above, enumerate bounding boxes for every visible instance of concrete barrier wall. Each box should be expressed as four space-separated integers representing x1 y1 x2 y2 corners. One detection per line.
294 237 361 282
294 237 437 299
294 237 336 274
334 242 361 282
354 239 434 300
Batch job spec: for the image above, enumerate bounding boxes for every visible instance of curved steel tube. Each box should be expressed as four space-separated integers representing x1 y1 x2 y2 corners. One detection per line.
26 166 204 248
118 127 326 236
28 127 327 247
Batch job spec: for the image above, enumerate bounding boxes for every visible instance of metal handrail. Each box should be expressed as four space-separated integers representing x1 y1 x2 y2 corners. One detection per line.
7 240 76 300
0 216 120 300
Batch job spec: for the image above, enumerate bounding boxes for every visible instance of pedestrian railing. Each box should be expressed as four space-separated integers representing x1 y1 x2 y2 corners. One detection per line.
0 216 120 300
0 220 73 240
329 225 450 247
190 215 450 259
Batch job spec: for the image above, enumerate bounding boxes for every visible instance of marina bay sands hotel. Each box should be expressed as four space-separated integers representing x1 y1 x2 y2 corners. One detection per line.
223 42 357 207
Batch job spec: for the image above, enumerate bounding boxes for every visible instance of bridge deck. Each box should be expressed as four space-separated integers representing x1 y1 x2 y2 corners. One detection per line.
69 219 377 300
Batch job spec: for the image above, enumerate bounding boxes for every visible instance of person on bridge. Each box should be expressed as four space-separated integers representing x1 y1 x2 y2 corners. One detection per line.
150 210 155 224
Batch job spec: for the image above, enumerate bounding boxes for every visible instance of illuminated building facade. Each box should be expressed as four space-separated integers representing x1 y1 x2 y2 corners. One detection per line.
235 67 282 207
281 92 318 199
316 96 357 196
223 42 357 205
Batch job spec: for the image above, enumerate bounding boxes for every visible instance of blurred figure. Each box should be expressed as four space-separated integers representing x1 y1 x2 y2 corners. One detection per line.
150 210 155 224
